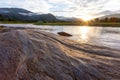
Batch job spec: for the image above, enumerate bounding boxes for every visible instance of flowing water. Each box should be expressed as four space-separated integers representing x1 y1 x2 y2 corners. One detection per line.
0 24 120 50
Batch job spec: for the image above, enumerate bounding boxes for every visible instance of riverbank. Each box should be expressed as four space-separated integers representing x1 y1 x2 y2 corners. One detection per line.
0 27 120 80
34 22 120 27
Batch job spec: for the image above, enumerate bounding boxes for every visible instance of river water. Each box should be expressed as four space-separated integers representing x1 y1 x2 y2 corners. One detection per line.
0 24 120 50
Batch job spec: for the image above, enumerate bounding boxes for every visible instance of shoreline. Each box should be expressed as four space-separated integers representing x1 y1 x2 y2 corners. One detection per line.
1 21 120 27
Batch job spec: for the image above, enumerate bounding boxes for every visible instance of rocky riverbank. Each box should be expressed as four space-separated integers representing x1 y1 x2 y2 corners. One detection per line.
0 28 120 80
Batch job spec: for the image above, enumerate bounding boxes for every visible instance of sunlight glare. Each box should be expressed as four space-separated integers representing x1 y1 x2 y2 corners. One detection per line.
77 26 101 43
80 26 90 42
81 16 93 21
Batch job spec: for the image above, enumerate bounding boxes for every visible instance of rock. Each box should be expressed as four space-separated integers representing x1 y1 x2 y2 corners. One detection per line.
0 29 120 80
0 26 11 33
0 26 6 32
0 26 4 30
57 32 72 37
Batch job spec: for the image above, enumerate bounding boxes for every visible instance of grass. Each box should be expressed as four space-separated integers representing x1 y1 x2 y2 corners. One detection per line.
1 20 120 27
90 22 120 27
34 22 83 26
0 21 32 24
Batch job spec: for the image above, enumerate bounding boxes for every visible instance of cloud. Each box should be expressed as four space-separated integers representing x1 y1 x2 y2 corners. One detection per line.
0 0 52 13
0 0 120 18
50 0 120 18
49 0 109 17
22 0 52 13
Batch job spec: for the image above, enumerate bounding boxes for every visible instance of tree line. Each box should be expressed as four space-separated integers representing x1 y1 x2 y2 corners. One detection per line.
95 17 120 22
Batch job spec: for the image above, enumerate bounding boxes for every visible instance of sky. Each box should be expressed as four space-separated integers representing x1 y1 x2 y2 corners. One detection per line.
0 0 120 19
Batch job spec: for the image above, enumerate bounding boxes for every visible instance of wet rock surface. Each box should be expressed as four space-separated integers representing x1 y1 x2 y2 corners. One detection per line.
0 29 120 80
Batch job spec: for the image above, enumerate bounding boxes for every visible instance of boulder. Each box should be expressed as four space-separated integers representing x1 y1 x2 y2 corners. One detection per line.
0 26 4 30
57 32 72 37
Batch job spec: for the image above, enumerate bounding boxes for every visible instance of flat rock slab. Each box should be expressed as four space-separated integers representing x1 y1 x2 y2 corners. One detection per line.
0 29 120 80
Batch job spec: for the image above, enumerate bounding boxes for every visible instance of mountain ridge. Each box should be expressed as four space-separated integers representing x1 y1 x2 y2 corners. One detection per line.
0 8 58 22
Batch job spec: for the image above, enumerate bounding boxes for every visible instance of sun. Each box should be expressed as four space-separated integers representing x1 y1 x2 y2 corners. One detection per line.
81 16 93 21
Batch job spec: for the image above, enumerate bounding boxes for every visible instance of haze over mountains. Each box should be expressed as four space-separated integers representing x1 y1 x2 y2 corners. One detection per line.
0 8 120 22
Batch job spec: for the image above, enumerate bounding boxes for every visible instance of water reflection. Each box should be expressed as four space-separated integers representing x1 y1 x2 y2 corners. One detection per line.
59 26 102 43
78 26 91 43
78 26 102 43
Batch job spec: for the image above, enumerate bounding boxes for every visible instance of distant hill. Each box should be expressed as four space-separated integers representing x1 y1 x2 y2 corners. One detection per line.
0 8 58 22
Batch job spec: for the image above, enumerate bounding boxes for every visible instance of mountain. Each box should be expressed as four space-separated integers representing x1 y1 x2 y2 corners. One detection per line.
0 8 58 22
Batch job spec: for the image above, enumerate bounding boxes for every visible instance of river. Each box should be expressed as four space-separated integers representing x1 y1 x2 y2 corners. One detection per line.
0 23 120 50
